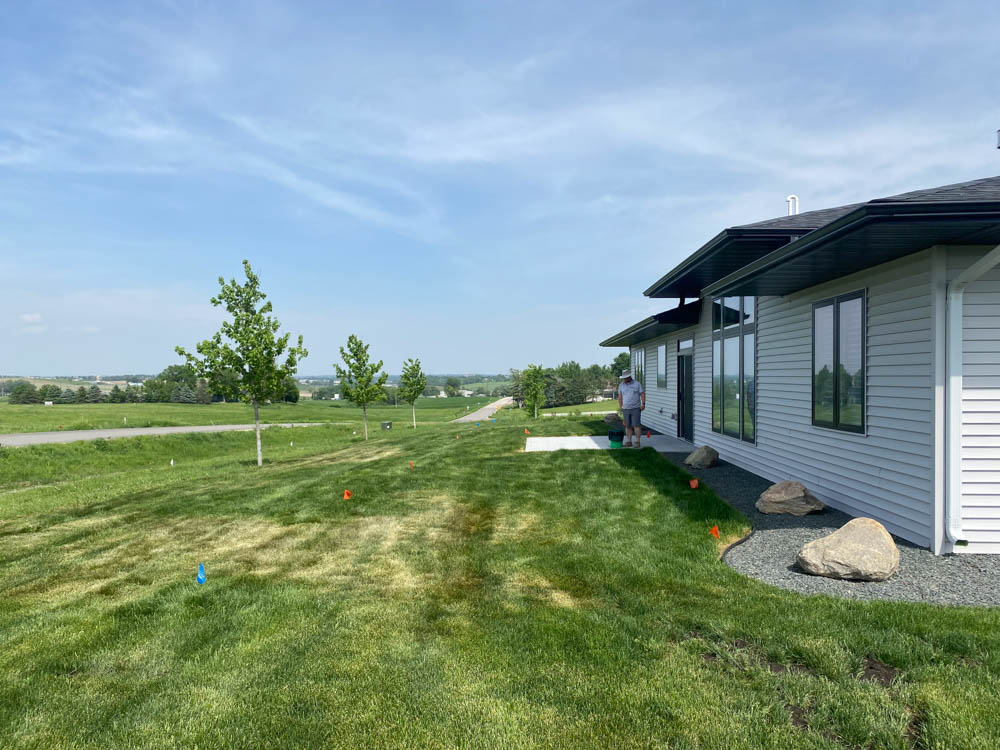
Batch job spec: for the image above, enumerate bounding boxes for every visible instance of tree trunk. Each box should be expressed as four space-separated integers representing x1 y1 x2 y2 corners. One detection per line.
363 403 369 440
253 399 262 467
534 402 538 419
412 402 416 429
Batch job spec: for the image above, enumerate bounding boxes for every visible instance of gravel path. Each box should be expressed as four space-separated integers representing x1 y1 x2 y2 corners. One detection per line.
0 423 326 447
661 452 1000 607
452 397 512 423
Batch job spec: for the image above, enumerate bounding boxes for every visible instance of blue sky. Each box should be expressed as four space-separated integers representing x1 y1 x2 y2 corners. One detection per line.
3 0 998 376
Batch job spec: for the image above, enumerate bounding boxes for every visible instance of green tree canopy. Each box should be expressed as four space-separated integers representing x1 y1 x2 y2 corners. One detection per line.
398 358 428 429
522 364 547 418
176 259 307 466
8 380 40 405
335 334 388 440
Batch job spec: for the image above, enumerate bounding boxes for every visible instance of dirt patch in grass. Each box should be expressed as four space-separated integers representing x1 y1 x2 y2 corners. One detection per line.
858 654 899 687
289 444 402 469
788 703 809 730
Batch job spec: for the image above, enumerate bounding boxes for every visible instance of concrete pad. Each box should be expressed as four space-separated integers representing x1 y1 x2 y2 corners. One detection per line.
525 434 693 453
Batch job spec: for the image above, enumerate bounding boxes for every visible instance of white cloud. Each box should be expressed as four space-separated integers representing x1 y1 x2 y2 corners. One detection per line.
18 312 42 323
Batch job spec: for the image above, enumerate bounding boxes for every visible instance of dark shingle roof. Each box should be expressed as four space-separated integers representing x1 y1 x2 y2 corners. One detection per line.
733 176 1000 233
873 175 1000 203
736 203 864 231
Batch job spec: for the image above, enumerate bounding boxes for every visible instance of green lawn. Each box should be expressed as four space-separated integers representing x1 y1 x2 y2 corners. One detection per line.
1 418 998 748
541 400 619 415
0 397 493 435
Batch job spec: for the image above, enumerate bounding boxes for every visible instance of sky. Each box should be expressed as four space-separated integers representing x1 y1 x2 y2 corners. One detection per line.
3 0 999 376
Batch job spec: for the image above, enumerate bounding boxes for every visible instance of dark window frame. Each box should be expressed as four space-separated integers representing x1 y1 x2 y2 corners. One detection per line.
811 289 866 434
712 296 756 444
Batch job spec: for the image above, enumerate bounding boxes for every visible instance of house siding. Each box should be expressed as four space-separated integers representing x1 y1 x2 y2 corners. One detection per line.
630 329 698 439
691 250 937 548
948 248 1000 553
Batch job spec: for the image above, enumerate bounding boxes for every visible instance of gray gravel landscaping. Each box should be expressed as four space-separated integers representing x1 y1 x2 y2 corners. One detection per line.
661 451 1000 607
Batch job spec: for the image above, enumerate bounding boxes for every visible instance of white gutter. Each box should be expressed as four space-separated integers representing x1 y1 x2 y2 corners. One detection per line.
945 242 1000 545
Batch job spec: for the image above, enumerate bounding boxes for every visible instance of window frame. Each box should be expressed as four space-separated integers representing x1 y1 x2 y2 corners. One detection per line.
711 296 756 444
811 289 866 434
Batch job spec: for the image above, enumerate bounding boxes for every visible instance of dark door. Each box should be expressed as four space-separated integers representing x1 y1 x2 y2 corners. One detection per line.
677 355 694 441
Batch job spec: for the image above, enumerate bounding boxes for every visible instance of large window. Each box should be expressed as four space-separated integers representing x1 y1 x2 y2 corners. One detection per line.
631 347 645 386
712 296 755 443
656 344 666 388
812 291 865 432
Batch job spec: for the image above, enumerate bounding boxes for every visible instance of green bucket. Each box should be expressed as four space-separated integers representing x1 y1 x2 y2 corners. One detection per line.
608 428 625 448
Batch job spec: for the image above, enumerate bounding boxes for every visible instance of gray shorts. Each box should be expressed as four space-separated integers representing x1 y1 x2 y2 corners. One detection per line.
622 408 642 429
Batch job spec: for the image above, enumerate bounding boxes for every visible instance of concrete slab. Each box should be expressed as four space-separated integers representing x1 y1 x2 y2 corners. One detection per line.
525 434 693 453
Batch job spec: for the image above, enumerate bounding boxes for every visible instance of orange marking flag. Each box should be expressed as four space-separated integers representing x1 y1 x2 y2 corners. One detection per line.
689 479 699 489
343 490 353 500
524 428 531 435
709 525 720 539
409 461 414 469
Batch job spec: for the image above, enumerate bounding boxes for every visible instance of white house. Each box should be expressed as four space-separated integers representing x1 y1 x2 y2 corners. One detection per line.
602 176 1000 555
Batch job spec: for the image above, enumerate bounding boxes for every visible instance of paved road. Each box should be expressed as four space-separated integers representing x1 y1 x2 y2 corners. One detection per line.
0 422 326 447
452 397 513 423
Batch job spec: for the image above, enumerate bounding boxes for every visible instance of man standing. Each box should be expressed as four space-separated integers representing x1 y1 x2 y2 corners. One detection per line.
618 369 645 447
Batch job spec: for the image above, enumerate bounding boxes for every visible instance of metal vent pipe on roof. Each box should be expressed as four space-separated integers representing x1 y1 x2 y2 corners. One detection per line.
786 194 799 216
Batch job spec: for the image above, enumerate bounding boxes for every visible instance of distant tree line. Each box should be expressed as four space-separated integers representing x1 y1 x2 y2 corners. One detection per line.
509 354 631 414
3 364 300 406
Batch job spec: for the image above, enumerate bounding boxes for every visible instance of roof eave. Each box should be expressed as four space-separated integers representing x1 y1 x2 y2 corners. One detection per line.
703 200 1000 297
642 227 812 298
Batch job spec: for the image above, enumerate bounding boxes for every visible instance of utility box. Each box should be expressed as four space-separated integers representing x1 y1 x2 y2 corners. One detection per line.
381 421 392 430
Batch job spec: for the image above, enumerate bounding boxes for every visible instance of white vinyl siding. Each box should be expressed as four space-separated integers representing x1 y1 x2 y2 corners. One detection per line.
948 249 1000 552
630 329 697 438
693 250 936 548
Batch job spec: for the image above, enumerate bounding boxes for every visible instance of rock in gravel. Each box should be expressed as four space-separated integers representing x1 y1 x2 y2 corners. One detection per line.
756 481 825 516
796 518 900 581
684 445 719 469
603 413 623 427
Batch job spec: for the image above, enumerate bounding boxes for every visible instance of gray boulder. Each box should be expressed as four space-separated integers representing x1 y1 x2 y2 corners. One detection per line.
603 413 623 427
756 481 825 516
684 445 719 469
796 518 900 581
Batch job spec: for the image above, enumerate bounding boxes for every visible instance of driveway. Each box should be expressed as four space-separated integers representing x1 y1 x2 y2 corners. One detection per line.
0 422 325 447
452 397 513 423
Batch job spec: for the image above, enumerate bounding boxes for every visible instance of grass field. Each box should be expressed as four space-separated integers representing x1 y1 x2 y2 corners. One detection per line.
541 400 619 415
0 397 493 435
2 417 999 748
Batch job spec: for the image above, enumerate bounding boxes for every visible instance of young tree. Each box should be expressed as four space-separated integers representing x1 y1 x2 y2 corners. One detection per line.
60 387 77 404
335 334 387 440
86 385 104 403
108 385 125 403
176 259 307 467
76 386 88 403
522 364 547 418
398 358 428 428
170 384 197 403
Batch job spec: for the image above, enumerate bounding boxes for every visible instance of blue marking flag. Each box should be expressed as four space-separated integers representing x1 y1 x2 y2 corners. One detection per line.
492 419 496 423
475 422 480 427
197 562 206 585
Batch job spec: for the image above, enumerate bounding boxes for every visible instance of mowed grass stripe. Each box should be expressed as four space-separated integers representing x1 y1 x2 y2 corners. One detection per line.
0 419 998 748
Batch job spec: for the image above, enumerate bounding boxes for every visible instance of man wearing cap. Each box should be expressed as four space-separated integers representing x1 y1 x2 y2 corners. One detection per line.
618 369 645 447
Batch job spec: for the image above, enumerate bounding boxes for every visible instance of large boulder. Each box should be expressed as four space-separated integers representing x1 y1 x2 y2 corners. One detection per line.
756 481 825 516
684 445 719 469
796 518 900 581
603 413 623 427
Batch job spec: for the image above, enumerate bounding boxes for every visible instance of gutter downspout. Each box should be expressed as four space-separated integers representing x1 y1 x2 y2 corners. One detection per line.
945 242 1000 546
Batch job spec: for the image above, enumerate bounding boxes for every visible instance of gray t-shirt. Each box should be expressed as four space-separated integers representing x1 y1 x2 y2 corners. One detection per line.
619 379 644 409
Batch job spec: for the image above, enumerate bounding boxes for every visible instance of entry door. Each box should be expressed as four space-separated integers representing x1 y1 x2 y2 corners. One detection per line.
677 355 694 441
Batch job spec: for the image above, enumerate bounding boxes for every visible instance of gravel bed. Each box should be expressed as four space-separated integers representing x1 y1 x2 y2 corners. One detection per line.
661 452 1000 607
